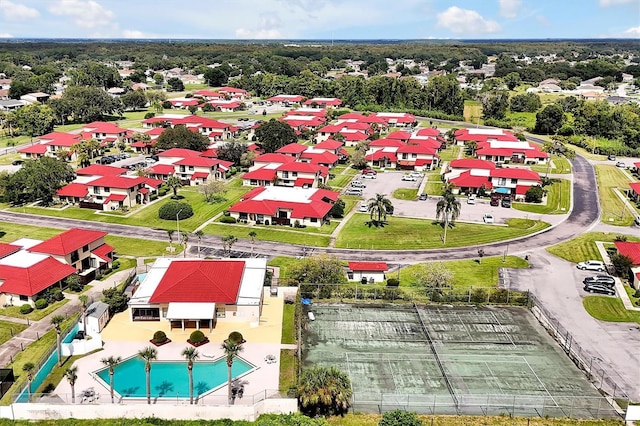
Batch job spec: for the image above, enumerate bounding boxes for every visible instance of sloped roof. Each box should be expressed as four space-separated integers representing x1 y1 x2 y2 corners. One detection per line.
147 164 175 175
490 168 540 181
29 228 107 256
76 164 127 176
88 176 145 189
276 143 308 154
0 243 21 259
242 167 277 181
348 262 388 272
615 242 640 265
450 171 492 189
56 183 89 198
92 244 114 263
18 144 47 154
450 159 496 170
0 257 76 297
157 148 202 158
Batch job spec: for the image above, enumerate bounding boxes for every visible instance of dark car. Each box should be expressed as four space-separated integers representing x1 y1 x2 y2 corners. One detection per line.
490 197 500 207
583 283 615 296
608 154 616 161
583 275 615 287
501 196 512 208
11 160 24 166
419 193 428 201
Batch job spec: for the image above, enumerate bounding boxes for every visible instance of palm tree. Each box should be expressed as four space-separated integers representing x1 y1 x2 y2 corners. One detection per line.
166 176 183 198
248 231 257 256
138 346 157 405
51 315 65 366
100 355 122 404
167 230 175 253
367 193 393 226
181 346 200 405
435 191 461 245
222 332 245 404
22 362 35 400
297 365 353 416
79 294 89 339
194 230 204 257
222 235 238 256
181 231 189 258
64 366 78 403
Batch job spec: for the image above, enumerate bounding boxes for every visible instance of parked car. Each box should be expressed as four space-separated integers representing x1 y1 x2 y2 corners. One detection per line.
608 154 616 161
583 275 615 287
583 283 616 296
467 194 476 205
402 175 416 181
501 196 512 208
419 193 428 201
635 215 640 226
351 181 366 188
362 168 377 175
344 188 363 196
358 203 368 212
409 171 423 178
483 213 494 223
616 162 626 168
362 173 377 179
11 160 23 166
576 260 606 271
490 196 500 207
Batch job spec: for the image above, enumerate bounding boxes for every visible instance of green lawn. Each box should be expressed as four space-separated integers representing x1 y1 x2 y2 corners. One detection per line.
0 299 69 321
399 256 529 289
392 188 418 200
278 349 297 395
0 320 28 345
583 296 640 324
529 155 572 174
547 232 640 263
463 100 482 124
334 215 549 249
505 111 536 130
203 223 331 247
281 303 296 344
438 145 460 162
327 174 353 189
268 256 299 281
327 414 619 426
513 179 570 214
595 165 635 226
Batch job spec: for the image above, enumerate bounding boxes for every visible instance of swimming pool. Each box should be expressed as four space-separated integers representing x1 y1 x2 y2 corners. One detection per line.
94 356 254 399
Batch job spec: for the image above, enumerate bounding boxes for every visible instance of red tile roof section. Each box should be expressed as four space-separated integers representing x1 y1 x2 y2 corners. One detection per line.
348 262 389 271
0 258 76 296
92 244 114 263
29 228 107 256
614 241 640 265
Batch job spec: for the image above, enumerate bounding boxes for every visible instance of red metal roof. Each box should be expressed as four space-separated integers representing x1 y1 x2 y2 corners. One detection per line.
415 127 440 137
267 94 304 102
76 165 127 176
369 139 406 148
19 144 47 154
366 150 398 162
615 241 640 265
450 171 492 189
397 145 437 155
138 187 149 194
0 257 76 297
303 98 342 107
149 260 245 303
348 262 389 272
242 167 277 181
142 177 164 188
92 244 114 263
276 143 308 154
450 159 496 170
314 139 343 150
104 193 127 203
295 177 315 187
277 162 322 173
386 131 412 141
56 183 89 198
147 164 175 175
629 182 640 195
37 132 82 147
84 121 126 134
515 185 532 195
29 228 107 256
158 148 202 158
300 151 339 165
254 153 296 164
0 243 21 259
175 157 218 167
490 168 541 181
89 176 145 189
341 131 368 141
191 172 209 180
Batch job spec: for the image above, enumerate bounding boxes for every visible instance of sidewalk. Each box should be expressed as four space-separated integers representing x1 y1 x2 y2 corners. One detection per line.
594 241 640 311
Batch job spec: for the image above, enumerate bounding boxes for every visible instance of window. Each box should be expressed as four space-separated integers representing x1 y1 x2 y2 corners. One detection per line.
498 178 506 186
412 154 417 158
82 244 89 253
179 166 185 172
216 307 226 318
310 218 317 223
104 187 110 193
292 172 298 177
282 171 289 178
94 187 100 194
19 295 28 301
189 166 194 171
511 179 518 184
71 251 79 263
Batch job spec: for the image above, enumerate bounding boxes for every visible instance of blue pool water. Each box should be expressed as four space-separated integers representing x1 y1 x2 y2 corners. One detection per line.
95 356 254 399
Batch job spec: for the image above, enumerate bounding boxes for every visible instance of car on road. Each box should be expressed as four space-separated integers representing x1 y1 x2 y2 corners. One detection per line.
409 171 423 178
401 175 416 181
483 213 494 223
344 188 363 196
467 194 476 204
583 275 615 287
583 283 616 295
419 193 428 201
362 173 377 179
576 260 606 271
616 162 626 168
501 196 512 208
608 154 616 161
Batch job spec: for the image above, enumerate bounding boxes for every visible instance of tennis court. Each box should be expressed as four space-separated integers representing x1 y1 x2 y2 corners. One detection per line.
302 304 619 418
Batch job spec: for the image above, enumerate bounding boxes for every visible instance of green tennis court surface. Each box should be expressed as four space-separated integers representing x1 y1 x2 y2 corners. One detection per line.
302 304 619 419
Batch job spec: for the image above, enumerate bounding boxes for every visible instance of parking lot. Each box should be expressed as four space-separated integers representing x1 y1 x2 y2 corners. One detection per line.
351 170 565 226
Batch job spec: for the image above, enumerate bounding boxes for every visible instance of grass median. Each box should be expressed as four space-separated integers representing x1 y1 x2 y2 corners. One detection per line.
595 164 635 226
583 296 640 324
203 223 331 247
547 232 640 263
334 215 549 250
513 178 570 215
0 320 28 345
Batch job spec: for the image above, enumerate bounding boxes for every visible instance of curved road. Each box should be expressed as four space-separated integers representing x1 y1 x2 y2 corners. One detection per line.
0 155 598 263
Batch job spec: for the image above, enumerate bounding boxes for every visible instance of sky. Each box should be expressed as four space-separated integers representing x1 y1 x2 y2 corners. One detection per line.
0 0 638 40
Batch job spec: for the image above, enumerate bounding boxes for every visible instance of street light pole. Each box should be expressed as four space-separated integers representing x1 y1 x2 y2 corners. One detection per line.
176 208 183 256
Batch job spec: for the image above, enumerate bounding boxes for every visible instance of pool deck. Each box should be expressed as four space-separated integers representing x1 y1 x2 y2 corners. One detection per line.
54 289 289 404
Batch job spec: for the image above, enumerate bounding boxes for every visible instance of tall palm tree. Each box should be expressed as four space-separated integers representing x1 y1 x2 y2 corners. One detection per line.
222 235 238 256
181 231 189 258
181 346 200 405
167 230 175 253
64 366 78 403
79 294 89 339
248 231 257 256
22 362 35 400
222 332 245 404
51 315 65 366
166 176 183 198
367 193 393 226
297 365 353 416
138 346 157 405
436 191 461 244
100 355 122 404
194 230 204 257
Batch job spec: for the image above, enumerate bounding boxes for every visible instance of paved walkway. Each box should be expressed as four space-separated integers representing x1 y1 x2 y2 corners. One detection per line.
594 241 640 311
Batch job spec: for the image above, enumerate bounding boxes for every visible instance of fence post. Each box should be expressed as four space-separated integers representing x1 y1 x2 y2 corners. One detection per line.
468 287 472 303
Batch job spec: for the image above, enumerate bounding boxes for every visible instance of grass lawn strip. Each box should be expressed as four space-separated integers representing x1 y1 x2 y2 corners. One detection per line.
334 215 549 249
203 223 330 247
35 350 102 395
595 164 635 226
0 320 28 345
281 303 296 345
513 178 570 215
0 299 69 322
583 296 640 324
278 349 297 395
268 256 299 281
392 188 418 200
399 256 529 289
326 414 617 426
547 232 640 264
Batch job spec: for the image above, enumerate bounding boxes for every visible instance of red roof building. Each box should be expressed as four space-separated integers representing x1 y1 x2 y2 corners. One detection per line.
30 228 108 256
347 262 389 283
267 94 305 104
615 242 640 265
303 97 342 108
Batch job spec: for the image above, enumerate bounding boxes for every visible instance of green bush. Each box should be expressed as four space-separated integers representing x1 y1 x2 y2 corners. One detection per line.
220 216 237 224
158 186 168 197
158 201 194 220
189 330 206 344
143 112 155 119
19 304 33 314
152 330 168 344
633 288 640 298
470 288 488 304
379 410 423 426
35 298 48 310
386 278 399 287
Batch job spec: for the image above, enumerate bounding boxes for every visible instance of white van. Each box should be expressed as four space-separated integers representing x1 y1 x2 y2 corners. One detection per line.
344 188 363 196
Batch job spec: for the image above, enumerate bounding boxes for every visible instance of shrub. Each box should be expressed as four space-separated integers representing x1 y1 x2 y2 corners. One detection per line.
525 186 545 203
51 288 64 302
35 298 48 310
219 216 237 224
264 220 270 225
158 201 194 220
470 288 488 304
189 330 206 344
158 186 168 197
379 410 423 426
152 330 168 344
489 288 509 304
386 278 399 287
614 234 628 242
143 112 155 119
20 304 33 314
633 288 640 298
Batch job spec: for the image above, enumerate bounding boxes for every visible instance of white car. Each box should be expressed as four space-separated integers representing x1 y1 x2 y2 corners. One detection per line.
358 203 368 212
409 172 423 178
483 213 494 223
401 175 416 181
467 194 476 204
362 174 377 179
576 260 606 271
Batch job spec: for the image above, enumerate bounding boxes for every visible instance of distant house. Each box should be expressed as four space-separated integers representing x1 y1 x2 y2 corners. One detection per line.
303 97 342 108
218 86 249 99
373 112 416 127
347 262 389 283
20 92 50 104
613 241 640 287
18 132 83 160
81 122 128 145
85 301 110 334
266 94 305 106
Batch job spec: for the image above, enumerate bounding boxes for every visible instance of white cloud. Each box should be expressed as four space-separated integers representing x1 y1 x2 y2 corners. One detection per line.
0 32 12 38
235 13 284 39
499 0 522 18
0 0 40 20
49 0 115 29
624 26 640 37
599 0 639 6
437 6 501 35
122 29 145 39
